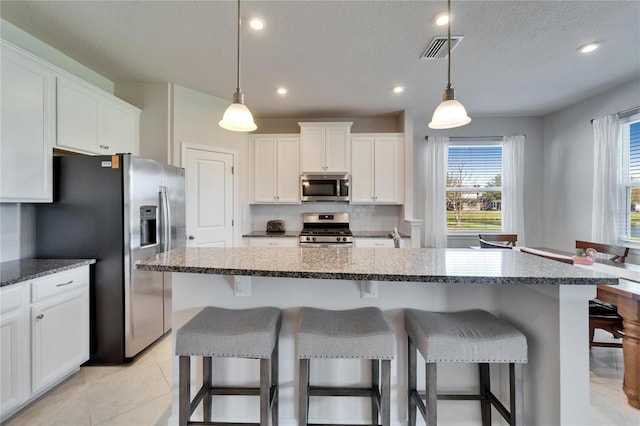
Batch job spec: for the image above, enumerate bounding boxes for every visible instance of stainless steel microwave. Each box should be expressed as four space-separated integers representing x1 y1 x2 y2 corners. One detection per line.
300 174 349 202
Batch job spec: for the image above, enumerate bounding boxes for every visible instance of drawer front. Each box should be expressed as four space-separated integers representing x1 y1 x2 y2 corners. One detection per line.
31 267 88 303
0 284 24 314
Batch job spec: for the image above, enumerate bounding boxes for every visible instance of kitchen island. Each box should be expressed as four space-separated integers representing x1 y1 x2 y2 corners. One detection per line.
136 247 617 425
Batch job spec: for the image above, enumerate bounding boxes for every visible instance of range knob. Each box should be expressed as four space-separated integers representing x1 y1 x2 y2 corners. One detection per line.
312 237 316 242
336 237 341 242
306 237 311 241
342 237 347 242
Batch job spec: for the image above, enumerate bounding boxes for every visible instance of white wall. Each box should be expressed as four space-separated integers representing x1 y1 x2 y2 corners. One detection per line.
542 78 640 261
1 19 113 93
254 116 402 134
413 116 545 248
115 82 172 164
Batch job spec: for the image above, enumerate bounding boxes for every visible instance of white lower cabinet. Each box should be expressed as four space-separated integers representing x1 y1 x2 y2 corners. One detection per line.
0 266 90 422
0 285 28 417
244 237 299 248
354 238 396 248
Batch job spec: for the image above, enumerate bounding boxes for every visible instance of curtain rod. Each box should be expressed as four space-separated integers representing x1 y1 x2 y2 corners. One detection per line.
424 136 503 142
589 106 640 124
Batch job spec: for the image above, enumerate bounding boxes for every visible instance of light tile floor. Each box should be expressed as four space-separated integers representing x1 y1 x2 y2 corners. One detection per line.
3 331 638 425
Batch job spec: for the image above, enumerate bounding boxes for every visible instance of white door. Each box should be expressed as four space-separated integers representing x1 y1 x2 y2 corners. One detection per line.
184 145 235 247
350 136 375 203
374 136 401 203
276 137 301 202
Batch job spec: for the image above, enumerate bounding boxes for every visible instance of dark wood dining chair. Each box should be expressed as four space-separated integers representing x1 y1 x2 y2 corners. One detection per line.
519 247 575 264
575 240 629 263
575 240 629 348
479 234 517 247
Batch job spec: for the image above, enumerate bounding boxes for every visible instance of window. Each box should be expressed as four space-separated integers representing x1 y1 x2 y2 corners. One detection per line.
620 116 640 242
446 143 502 232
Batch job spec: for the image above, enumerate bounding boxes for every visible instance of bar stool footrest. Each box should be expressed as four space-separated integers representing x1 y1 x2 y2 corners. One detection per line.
309 386 379 398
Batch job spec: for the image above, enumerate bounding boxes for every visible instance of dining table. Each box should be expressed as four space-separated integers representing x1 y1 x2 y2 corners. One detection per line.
528 247 640 409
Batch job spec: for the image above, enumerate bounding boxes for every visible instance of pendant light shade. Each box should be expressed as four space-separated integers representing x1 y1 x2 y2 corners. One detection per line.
428 0 471 130
219 0 257 132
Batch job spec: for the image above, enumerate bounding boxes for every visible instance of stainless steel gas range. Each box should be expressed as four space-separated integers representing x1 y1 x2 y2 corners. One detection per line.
299 212 354 248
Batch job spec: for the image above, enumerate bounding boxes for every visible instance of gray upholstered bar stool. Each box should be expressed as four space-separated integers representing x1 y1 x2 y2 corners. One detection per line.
175 306 282 426
297 307 396 426
405 309 527 426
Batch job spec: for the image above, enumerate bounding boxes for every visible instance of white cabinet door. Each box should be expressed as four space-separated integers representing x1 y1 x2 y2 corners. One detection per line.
0 42 54 202
299 123 352 173
99 100 134 154
244 238 299 248
351 136 375 203
0 285 28 417
31 287 89 393
374 136 403 203
350 134 404 204
57 75 140 155
254 137 278 202
276 137 301 202
253 135 300 204
325 126 350 173
299 126 325 173
57 76 100 153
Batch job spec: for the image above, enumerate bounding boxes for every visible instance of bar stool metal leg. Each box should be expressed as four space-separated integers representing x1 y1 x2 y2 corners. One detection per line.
299 358 309 426
203 356 212 422
408 336 417 426
272 343 279 426
179 356 190 426
381 359 391 426
479 363 491 426
260 358 270 426
425 363 437 426
511 363 524 426
371 359 380 425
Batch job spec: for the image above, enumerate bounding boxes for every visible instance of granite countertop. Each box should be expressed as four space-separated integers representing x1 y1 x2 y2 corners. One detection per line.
1 258 96 287
136 247 618 285
243 231 410 238
243 231 301 238
352 231 410 239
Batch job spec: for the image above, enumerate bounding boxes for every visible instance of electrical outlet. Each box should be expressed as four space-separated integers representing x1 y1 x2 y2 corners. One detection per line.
360 280 379 298
234 276 252 296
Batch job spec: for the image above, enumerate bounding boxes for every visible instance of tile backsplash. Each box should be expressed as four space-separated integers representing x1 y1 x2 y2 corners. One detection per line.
247 203 403 233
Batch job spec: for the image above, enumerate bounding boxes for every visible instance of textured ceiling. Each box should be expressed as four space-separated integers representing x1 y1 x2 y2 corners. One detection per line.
1 1 639 120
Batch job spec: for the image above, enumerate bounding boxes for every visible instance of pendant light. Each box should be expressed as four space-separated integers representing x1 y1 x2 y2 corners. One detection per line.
428 0 471 129
219 0 257 132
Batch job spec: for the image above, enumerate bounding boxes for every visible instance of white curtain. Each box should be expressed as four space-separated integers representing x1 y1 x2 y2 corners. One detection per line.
424 136 449 247
592 115 620 244
502 135 526 245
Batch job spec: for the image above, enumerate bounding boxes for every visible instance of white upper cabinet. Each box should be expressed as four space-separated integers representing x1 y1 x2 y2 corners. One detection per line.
0 42 55 203
254 135 300 203
351 134 404 204
299 122 352 173
57 75 140 155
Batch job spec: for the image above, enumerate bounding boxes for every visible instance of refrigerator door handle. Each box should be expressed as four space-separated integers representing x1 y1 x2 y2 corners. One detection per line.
159 186 171 253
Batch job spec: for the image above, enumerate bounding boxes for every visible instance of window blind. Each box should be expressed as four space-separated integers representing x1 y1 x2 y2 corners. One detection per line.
630 121 639 181
447 146 502 187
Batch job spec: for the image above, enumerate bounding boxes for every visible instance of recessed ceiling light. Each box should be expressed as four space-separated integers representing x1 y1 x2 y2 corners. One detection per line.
392 86 404 94
249 18 264 30
277 87 288 95
435 12 450 26
578 42 600 54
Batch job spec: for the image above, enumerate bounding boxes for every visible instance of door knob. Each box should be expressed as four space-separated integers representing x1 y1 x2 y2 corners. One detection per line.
188 235 195 240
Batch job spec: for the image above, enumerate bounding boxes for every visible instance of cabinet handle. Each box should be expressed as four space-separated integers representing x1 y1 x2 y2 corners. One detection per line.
188 235 195 240
55 280 74 287
99 144 110 150
36 314 44 320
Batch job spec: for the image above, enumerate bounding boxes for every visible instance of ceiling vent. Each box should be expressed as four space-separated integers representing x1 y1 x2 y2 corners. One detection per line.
421 36 464 60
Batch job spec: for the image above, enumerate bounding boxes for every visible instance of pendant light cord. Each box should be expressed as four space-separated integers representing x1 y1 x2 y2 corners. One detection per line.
447 0 451 89
236 0 241 92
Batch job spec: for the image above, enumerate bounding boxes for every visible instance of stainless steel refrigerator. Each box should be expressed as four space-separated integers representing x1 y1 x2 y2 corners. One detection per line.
35 154 185 364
